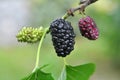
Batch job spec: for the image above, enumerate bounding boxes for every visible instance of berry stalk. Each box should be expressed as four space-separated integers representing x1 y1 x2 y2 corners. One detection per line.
33 27 49 72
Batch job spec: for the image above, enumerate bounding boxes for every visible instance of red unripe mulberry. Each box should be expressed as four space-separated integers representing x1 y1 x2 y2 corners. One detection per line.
78 16 99 40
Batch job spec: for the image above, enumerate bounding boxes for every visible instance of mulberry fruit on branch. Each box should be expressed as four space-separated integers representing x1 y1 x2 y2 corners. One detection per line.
50 19 76 57
16 27 44 43
78 16 99 40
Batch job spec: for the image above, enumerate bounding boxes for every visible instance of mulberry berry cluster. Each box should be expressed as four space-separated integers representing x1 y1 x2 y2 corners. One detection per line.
16 0 99 57
50 16 99 57
50 19 75 57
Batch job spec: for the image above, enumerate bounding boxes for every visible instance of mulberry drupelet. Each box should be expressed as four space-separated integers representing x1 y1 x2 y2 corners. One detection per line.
50 19 75 57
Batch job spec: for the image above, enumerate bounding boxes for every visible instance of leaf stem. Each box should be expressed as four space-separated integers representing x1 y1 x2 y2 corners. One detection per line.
63 58 68 65
33 27 49 72
58 58 68 80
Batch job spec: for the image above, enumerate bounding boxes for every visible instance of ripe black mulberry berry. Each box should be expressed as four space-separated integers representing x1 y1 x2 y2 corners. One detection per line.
78 16 99 40
50 19 75 57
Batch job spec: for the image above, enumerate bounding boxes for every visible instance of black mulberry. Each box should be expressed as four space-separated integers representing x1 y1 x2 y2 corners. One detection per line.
50 19 75 57
78 16 99 40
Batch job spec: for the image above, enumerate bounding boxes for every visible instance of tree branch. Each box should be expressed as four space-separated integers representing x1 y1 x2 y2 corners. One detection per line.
62 0 98 19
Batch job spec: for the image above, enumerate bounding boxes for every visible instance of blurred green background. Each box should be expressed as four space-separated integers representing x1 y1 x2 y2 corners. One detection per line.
0 0 120 80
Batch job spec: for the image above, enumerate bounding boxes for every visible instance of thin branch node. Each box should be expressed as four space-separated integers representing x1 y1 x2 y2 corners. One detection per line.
67 9 74 16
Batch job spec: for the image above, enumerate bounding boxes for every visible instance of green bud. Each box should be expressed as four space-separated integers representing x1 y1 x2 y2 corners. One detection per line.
16 27 44 43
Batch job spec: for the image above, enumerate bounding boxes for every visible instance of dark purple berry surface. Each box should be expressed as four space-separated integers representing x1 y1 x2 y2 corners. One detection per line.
50 19 75 57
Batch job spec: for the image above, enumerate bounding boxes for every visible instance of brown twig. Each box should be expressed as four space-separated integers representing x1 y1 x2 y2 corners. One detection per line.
62 0 98 19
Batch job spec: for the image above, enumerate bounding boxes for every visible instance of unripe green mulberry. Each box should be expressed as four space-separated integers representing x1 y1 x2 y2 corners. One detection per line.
16 27 44 43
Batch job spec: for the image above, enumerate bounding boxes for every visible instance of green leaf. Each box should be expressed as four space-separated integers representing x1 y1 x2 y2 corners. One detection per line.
66 63 95 80
22 68 54 80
